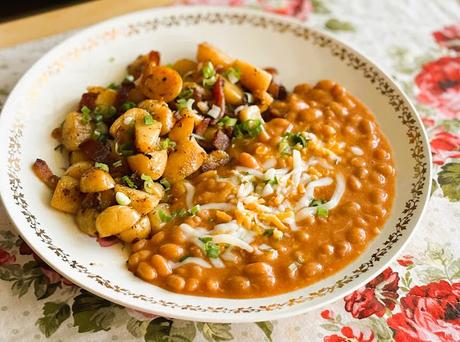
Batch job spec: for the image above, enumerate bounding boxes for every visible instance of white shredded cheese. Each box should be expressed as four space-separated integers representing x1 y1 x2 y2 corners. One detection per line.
351 146 364 156
209 257 225 268
207 104 221 119
323 173 346 210
296 177 333 210
175 257 212 269
183 181 195 209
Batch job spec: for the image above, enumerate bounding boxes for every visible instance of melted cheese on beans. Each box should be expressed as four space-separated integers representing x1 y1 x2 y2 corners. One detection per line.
128 80 395 298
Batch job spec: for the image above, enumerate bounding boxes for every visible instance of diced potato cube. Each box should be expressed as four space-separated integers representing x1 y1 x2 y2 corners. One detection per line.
50 176 81 214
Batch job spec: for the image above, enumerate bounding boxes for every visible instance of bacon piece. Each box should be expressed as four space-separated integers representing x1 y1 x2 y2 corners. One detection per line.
148 50 160 65
212 76 225 119
32 159 59 189
201 150 230 172
195 118 211 136
78 92 98 110
79 139 113 163
212 129 230 151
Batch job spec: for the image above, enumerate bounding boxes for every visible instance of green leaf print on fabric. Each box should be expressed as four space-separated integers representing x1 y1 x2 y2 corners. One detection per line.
36 302 71 337
438 163 460 201
197 323 233 342
72 290 118 333
367 317 394 342
416 243 460 283
127 318 149 338
324 19 355 32
0 230 21 250
255 321 273 341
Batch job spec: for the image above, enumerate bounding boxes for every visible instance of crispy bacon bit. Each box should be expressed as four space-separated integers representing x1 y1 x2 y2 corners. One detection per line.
81 190 114 211
79 92 98 110
32 159 59 189
212 129 230 151
195 118 211 136
115 81 136 108
148 50 160 65
264 67 278 76
79 139 113 163
212 77 225 119
278 85 288 100
201 150 230 172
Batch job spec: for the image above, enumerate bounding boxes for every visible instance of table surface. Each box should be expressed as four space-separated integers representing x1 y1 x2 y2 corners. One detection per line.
0 1 459 341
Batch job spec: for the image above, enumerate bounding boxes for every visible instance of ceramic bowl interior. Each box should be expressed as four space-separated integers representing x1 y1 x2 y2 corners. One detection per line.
0 6 431 322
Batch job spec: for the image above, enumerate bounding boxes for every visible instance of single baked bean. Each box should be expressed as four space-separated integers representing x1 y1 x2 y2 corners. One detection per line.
319 243 335 256
293 83 312 97
132 239 148 252
335 241 352 257
354 167 369 179
370 205 387 218
353 216 368 227
338 95 356 109
244 262 273 277
238 152 259 169
370 172 386 185
359 119 375 134
377 163 395 177
136 261 157 281
128 250 152 269
150 254 172 277
226 275 251 292
166 274 185 291
306 100 319 108
266 118 291 137
174 266 187 276
189 264 203 279
347 114 362 126
190 245 204 258
159 243 184 261
370 189 388 204
294 230 310 242
329 101 349 117
183 215 202 227
348 175 362 192
151 231 166 245
374 148 390 160
343 201 361 215
351 157 366 168
348 227 367 243
308 89 333 104
184 278 200 291
301 262 323 277
298 108 323 122
293 250 307 264
331 84 346 98
342 126 357 138
315 80 336 91
257 129 271 143
205 279 220 292
168 227 187 245
322 124 336 138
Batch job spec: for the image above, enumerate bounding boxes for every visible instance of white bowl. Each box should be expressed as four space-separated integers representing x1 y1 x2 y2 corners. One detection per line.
0 6 431 322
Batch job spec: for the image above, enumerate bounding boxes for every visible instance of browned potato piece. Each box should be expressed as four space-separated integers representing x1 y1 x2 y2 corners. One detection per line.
50 176 81 214
138 100 176 136
87 87 117 106
70 150 90 164
127 150 167 180
254 89 274 113
164 138 206 183
109 108 149 137
75 208 99 236
118 216 151 243
172 59 197 76
135 119 161 153
65 161 93 179
233 59 272 93
140 65 183 102
115 184 163 215
197 43 233 67
61 111 93 151
80 167 115 193
96 205 141 237
168 117 194 142
223 78 243 105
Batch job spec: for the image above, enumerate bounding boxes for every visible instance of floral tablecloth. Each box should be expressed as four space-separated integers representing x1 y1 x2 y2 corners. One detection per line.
0 0 459 341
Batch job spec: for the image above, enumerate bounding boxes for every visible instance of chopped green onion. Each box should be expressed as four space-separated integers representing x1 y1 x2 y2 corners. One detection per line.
279 132 309 155
158 209 172 223
267 177 278 186
124 75 135 83
94 114 104 123
94 162 109 172
189 204 201 215
140 174 152 182
263 228 274 237
309 199 326 207
159 178 171 191
243 92 254 104
117 142 134 156
143 114 155 125
224 67 240 84
107 82 118 90
121 176 137 189
234 119 263 139
121 101 136 112
178 87 193 99
112 160 123 168
175 208 188 218
316 206 329 218
160 138 176 150
176 98 195 111
92 122 108 141
202 76 217 87
94 105 117 119
202 61 216 79
199 237 220 258
115 191 131 206
218 116 238 127
81 106 91 123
